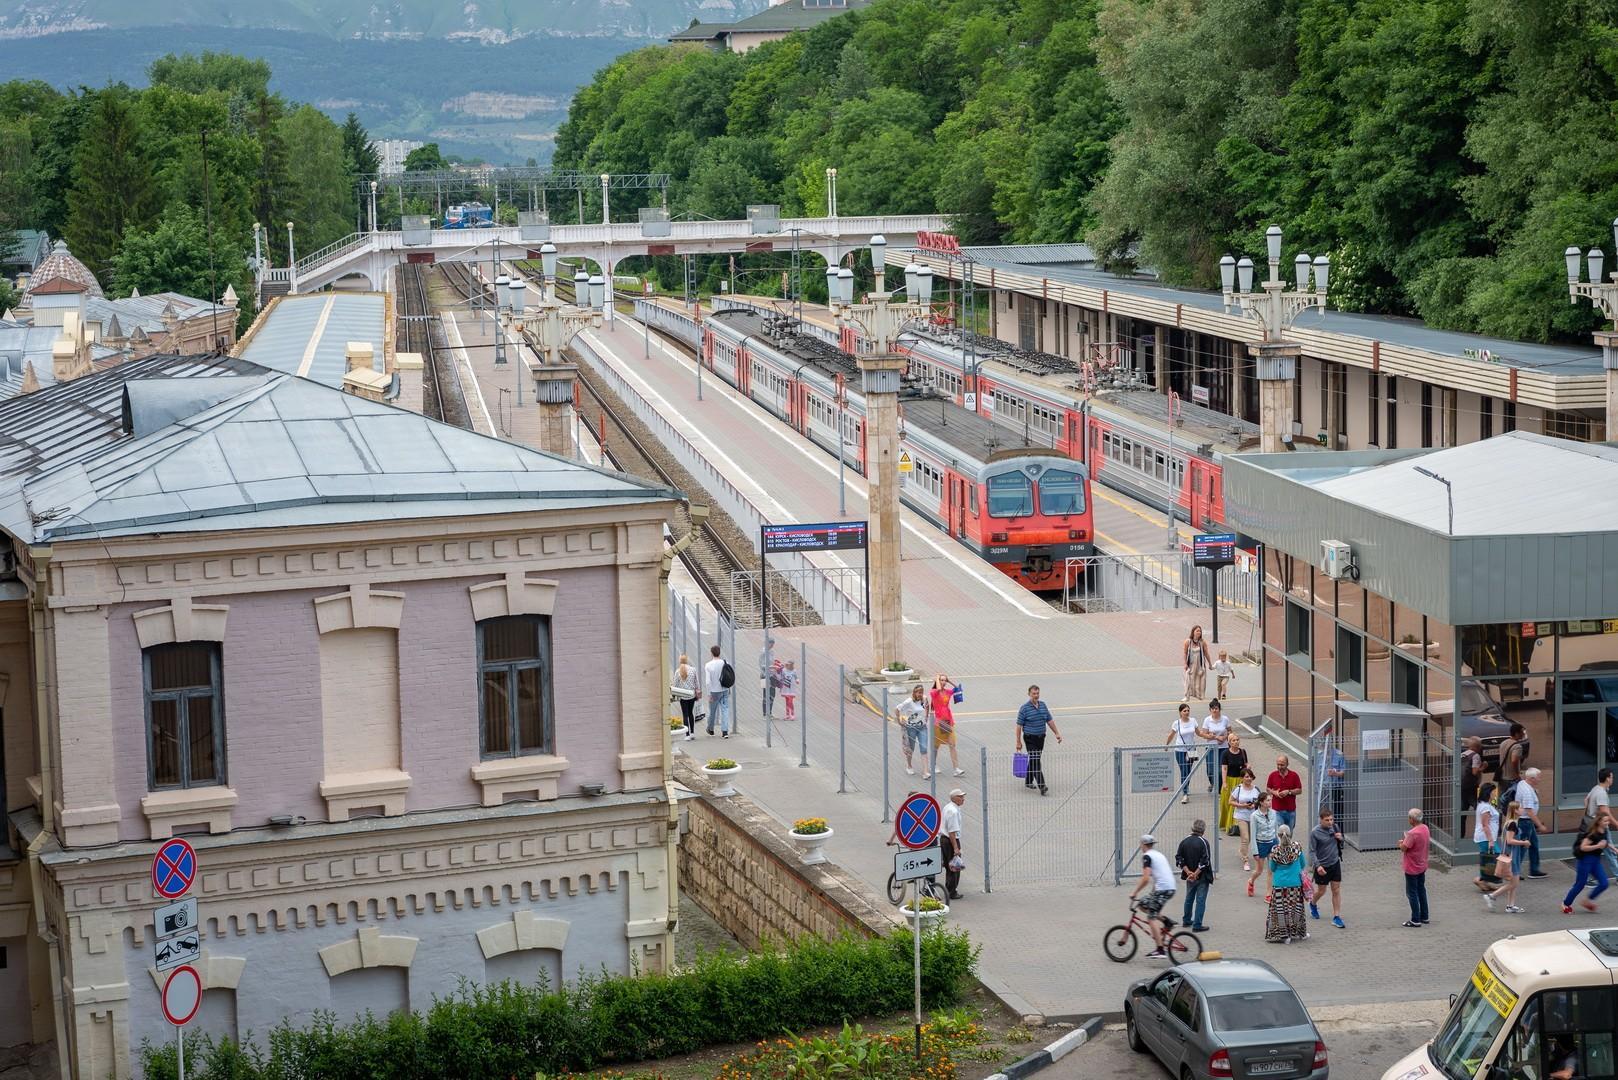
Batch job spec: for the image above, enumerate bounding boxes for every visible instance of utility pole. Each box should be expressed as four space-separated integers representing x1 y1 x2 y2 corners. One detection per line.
200 127 220 351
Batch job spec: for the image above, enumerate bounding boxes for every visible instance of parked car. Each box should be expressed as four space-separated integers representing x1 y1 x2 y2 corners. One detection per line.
1426 678 1512 766
1125 958 1329 1079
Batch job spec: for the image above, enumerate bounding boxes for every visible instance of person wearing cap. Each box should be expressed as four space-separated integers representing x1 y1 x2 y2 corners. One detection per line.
1129 833 1178 958
759 638 779 720
940 788 966 899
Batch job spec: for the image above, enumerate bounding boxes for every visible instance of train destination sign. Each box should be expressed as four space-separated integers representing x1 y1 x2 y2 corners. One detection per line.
761 521 868 554
1192 533 1237 568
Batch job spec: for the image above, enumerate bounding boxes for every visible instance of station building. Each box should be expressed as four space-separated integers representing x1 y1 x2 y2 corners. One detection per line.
0 355 679 1076
916 246 1613 450
1226 432 1618 852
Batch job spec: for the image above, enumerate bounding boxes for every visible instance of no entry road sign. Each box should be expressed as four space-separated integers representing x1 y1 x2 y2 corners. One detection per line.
161 965 203 1027
895 792 941 850
152 838 197 900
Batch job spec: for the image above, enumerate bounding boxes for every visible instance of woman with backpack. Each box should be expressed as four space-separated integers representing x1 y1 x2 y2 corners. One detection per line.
1563 819 1611 915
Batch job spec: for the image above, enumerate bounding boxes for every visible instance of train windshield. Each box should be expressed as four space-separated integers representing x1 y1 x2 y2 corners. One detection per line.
1038 469 1086 516
986 472 1034 518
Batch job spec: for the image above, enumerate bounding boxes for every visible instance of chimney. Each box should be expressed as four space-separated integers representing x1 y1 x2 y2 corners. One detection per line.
341 341 388 401
345 341 375 374
19 361 39 395
222 283 239 309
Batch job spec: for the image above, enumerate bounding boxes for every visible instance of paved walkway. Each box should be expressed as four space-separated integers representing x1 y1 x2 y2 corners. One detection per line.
572 309 1574 1024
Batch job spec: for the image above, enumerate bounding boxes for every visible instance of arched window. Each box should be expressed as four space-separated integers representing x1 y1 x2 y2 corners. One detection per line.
144 642 225 789
478 616 553 758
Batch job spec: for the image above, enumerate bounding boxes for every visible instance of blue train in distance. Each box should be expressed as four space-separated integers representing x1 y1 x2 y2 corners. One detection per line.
443 202 494 229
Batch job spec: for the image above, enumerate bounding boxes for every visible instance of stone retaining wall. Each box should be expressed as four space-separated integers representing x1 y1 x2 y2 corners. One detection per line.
674 758 894 950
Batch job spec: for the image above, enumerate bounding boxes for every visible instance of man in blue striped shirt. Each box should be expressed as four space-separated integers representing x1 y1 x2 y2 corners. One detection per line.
1015 685 1063 795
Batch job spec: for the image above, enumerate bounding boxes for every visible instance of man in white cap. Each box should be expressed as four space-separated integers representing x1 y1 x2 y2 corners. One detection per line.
941 788 966 899
1129 833 1178 958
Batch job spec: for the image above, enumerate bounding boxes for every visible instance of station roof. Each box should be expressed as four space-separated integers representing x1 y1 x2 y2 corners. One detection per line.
950 246 1603 377
233 292 390 391
1224 432 1618 623
0 353 677 545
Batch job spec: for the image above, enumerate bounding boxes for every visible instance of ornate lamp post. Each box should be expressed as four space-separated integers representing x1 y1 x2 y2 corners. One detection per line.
831 235 935 674
1220 225 1329 453
1565 219 1618 439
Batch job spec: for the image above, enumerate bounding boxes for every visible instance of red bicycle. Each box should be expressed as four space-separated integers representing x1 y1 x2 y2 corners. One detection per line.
1102 901 1203 965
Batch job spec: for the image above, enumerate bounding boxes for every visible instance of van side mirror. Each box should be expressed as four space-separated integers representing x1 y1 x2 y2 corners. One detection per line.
1450 993 1458 1008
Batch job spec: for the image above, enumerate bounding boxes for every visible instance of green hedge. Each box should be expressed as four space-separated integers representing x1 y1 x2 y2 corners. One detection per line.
140 927 978 1079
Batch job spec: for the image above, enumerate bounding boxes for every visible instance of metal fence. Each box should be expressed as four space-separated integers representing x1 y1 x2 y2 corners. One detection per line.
1061 553 1258 614
729 567 866 628
1306 724 1455 871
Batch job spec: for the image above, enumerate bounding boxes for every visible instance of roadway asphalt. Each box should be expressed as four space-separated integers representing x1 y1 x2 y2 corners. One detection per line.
1045 999 1448 1080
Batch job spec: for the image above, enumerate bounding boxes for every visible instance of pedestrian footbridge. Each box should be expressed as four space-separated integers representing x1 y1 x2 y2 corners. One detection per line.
257 215 949 300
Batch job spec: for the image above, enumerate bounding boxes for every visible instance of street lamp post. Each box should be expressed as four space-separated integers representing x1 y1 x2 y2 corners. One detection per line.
1220 225 1329 453
286 221 298 294
369 181 378 233
831 235 935 673
1564 219 1618 439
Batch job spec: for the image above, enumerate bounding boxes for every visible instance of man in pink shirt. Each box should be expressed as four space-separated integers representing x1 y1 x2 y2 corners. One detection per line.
1398 808 1431 927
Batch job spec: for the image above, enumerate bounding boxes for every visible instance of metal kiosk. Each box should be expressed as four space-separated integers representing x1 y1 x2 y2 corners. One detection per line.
1310 701 1432 853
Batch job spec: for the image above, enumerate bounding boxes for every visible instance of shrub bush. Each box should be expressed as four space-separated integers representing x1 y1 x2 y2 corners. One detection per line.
139 928 977 1079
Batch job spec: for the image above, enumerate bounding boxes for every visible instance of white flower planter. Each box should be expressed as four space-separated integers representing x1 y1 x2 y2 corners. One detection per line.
702 765 741 797
882 668 915 684
899 904 950 923
788 826 835 865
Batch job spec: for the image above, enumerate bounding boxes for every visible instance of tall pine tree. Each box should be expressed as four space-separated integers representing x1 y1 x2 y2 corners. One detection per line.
340 112 380 231
246 92 290 262
64 87 157 282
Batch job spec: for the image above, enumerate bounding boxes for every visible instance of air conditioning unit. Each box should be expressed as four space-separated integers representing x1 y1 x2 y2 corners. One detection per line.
1320 540 1358 581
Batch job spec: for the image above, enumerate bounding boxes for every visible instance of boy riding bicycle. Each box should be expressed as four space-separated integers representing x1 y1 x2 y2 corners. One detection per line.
1128 833 1178 959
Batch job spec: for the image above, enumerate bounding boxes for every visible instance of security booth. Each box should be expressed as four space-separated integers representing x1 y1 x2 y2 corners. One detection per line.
1310 701 1442 856
1227 432 1618 858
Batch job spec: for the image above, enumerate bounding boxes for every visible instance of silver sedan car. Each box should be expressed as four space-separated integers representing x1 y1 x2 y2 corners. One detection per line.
1124 958 1329 1079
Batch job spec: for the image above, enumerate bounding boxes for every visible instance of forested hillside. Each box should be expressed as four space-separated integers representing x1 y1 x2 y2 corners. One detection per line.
0 53 380 312
554 0 1618 344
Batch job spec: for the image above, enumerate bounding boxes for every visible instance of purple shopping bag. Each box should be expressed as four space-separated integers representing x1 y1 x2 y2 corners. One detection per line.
1012 751 1029 779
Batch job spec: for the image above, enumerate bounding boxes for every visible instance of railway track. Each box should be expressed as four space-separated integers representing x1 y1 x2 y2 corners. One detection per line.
395 263 471 429
431 258 806 627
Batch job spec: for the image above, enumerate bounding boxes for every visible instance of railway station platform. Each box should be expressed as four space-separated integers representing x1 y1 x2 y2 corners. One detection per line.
560 309 1538 1024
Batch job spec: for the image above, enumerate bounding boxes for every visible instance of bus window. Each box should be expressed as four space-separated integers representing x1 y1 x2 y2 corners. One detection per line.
1038 469 1086 516
1494 988 1617 1080
986 472 1033 518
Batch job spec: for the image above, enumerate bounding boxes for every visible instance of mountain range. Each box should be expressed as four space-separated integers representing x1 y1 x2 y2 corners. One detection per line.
0 0 759 40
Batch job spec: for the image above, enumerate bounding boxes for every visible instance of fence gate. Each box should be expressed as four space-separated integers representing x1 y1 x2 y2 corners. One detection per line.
1109 744 1227 885
1308 712 1455 872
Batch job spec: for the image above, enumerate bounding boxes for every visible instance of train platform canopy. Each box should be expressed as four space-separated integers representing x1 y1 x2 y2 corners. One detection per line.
0 352 678 545
231 292 395 393
1224 431 1618 623
942 244 1603 376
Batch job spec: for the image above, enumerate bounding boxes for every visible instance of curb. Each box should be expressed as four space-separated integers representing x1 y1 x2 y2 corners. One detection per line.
986 1016 1104 1079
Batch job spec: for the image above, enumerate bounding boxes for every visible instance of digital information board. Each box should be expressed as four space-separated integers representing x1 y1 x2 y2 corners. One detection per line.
761 521 869 554
1192 532 1237 568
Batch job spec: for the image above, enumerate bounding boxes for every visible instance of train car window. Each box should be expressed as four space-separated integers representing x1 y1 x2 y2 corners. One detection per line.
1038 470 1086 515
986 472 1034 518
969 483 978 513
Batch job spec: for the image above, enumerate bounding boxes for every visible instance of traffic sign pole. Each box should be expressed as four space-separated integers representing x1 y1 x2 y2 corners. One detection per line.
913 878 922 1061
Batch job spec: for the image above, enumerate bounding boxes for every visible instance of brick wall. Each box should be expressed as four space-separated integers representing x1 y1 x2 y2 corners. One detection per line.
673 758 892 950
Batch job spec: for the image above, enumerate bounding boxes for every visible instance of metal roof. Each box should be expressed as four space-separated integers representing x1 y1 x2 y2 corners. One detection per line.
236 293 388 389
957 249 1603 376
0 353 677 545
1307 432 1618 536
961 244 1097 266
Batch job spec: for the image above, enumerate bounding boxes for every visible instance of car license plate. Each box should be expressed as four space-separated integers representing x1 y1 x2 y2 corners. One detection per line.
1249 1061 1294 1075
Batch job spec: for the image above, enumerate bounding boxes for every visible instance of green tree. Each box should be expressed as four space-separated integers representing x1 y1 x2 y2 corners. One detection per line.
246 93 291 262
280 105 353 250
403 143 446 172
148 52 271 101
64 87 158 282
110 204 249 307
340 112 380 177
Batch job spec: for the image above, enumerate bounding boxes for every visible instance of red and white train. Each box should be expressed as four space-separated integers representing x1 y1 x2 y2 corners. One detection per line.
726 298 1254 533
636 299 1095 592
